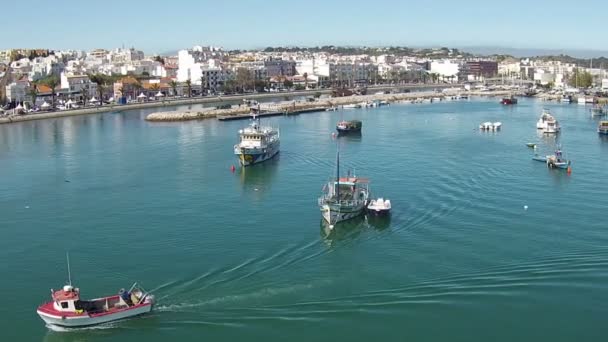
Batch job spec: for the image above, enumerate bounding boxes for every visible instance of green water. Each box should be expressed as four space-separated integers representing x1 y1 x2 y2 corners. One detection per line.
1 98 607 341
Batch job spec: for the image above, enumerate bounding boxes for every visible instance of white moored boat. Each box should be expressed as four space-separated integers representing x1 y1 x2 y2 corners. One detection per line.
479 122 502 131
234 114 280 166
318 151 369 227
537 109 560 133
367 198 391 216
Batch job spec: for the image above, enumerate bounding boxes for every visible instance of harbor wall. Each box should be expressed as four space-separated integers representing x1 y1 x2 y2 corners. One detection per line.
0 85 455 125
145 90 514 122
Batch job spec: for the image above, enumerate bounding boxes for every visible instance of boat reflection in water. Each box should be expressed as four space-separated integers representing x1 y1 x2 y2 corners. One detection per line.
239 157 279 196
336 131 362 142
366 214 391 231
320 214 391 245
320 216 366 244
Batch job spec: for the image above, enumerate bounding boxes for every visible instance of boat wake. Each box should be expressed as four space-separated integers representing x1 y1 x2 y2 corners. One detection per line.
155 280 329 313
45 321 120 332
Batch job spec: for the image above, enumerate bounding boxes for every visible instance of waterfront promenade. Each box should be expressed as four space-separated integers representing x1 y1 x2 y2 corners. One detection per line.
0 84 458 125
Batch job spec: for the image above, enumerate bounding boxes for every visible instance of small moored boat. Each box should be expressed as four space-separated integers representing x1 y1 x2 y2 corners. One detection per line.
367 198 391 216
598 121 608 135
591 105 605 116
336 120 362 134
537 109 560 134
526 143 537 148
479 122 502 131
318 151 369 226
532 149 571 169
501 95 518 105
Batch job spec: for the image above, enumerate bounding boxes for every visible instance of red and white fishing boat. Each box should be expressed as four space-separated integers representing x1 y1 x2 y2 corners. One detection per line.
37 283 154 328
37 255 154 328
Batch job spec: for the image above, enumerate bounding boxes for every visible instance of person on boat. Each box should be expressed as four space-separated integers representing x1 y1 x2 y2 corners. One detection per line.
119 288 132 306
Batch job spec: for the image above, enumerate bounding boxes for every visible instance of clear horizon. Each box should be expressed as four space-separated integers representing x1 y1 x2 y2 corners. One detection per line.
2 0 607 56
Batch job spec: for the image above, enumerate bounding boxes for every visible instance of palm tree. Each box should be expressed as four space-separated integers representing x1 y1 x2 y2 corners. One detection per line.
96 83 105 105
88 74 106 105
169 80 178 97
185 79 192 97
303 72 309 89
134 82 143 99
28 86 38 107
43 76 59 109
81 84 89 107
200 74 207 96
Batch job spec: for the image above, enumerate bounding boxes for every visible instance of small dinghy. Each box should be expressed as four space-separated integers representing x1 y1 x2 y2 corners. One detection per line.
367 198 391 216
526 143 537 148
479 122 501 131
532 150 571 169
532 154 547 162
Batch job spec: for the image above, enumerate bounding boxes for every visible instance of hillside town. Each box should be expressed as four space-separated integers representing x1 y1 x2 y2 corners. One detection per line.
2 45 608 113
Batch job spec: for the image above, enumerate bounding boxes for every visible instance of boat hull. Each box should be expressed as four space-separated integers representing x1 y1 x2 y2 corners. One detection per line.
336 127 362 135
37 303 152 328
367 208 391 217
320 203 366 224
235 143 280 167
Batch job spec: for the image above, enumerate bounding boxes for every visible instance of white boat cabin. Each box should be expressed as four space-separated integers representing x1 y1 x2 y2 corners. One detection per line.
51 285 81 312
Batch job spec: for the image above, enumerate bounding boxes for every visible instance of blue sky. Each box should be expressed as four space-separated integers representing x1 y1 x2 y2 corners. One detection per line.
3 0 607 54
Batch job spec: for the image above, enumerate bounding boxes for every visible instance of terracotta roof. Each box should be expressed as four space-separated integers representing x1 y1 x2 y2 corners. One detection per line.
117 76 139 85
36 84 52 93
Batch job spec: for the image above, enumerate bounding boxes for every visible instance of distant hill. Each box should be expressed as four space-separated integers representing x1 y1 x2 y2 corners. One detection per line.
461 46 608 59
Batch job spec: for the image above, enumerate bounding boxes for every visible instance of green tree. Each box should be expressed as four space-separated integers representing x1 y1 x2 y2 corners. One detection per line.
568 68 593 88
303 72 309 89
89 74 109 104
169 80 178 96
81 84 89 106
283 79 294 89
314 92 322 98
200 74 207 96
28 86 38 106
185 79 192 97
42 75 60 108
236 68 253 92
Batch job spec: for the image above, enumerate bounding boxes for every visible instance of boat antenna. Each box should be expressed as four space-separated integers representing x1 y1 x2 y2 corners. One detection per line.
66 251 72 286
336 143 340 202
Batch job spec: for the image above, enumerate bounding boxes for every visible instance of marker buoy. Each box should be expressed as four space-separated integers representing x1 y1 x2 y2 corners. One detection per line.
230 165 236 172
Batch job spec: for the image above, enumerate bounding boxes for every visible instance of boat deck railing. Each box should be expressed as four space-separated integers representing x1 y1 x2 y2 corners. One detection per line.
318 197 366 207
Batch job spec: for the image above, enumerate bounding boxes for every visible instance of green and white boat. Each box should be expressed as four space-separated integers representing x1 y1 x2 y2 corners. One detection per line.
318 151 369 227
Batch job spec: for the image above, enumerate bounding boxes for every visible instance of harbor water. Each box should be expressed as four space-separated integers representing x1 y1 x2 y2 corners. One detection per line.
1 98 607 341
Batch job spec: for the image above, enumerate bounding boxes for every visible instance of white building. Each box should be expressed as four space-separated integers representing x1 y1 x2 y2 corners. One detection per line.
60 72 97 97
430 60 460 81
533 70 555 85
109 48 145 64
602 79 608 90
5 80 30 103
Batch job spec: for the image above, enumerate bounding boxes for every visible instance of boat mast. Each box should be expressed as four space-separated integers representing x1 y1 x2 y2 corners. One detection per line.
66 251 72 286
335 147 340 201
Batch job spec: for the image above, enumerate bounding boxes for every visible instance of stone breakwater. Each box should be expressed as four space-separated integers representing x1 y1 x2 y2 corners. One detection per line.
145 90 514 122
